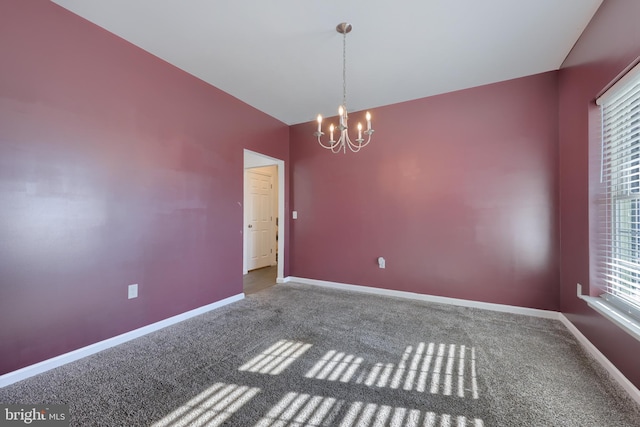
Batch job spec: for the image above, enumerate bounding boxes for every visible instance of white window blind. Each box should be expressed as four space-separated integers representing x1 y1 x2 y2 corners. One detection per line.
596 61 640 317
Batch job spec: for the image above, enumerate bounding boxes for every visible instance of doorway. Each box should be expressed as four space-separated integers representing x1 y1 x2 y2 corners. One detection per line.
243 149 285 284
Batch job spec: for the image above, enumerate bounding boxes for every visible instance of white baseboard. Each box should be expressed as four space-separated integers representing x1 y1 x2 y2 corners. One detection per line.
276 276 291 284
286 276 559 319
0 293 244 388
558 313 640 405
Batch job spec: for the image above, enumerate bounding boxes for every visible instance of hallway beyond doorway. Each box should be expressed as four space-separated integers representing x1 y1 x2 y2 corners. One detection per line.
243 266 277 294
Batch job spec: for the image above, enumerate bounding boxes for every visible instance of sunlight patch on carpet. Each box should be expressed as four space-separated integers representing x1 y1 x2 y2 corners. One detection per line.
239 340 312 375
340 401 484 427
305 342 479 399
151 382 260 427
255 393 484 427
255 392 343 427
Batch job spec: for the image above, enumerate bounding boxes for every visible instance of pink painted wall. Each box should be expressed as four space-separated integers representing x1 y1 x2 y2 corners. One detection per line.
290 72 560 310
0 1 289 375
559 0 640 387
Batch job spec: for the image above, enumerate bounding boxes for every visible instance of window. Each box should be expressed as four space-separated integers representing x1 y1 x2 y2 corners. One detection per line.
594 61 640 325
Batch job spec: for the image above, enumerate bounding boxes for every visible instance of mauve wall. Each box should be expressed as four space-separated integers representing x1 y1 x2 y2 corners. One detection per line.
559 0 640 387
290 72 560 310
0 1 289 375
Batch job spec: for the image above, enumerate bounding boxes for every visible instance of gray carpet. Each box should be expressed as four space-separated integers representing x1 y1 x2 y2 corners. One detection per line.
1 282 639 426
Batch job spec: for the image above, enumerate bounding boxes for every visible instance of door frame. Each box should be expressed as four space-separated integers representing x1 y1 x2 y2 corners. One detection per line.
243 149 285 282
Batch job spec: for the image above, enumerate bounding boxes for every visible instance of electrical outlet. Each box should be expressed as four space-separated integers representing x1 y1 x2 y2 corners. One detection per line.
128 284 138 299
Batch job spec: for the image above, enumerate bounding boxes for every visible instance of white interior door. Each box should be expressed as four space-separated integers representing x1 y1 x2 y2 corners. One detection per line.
247 169 273 271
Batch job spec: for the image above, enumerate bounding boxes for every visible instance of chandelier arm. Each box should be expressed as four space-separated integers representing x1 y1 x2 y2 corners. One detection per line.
317 137 337 150
356 132 374 149
315 131 339 150
331 134 345 153
344 133 357 151
332 143 343 154
346 135 363 152
346 131 365 153
344 128 374 152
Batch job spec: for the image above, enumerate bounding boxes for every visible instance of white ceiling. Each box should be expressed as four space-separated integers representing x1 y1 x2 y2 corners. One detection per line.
51 0 603 125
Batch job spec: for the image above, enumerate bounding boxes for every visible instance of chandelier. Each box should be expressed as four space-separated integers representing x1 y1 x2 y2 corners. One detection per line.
314 23 374 153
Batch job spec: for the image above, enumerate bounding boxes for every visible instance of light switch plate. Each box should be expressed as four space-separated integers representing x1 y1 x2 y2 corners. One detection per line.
128 284 138 299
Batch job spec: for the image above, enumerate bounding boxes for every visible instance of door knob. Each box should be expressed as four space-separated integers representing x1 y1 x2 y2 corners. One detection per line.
248 224 253 228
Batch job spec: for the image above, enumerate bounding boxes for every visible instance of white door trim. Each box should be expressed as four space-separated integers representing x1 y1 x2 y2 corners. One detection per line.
243 149 285 282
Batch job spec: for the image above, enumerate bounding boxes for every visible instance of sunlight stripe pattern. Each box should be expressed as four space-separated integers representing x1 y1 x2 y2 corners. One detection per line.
305 342 479 399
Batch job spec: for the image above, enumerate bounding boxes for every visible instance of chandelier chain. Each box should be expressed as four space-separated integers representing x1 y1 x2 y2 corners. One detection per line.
342 30 347 109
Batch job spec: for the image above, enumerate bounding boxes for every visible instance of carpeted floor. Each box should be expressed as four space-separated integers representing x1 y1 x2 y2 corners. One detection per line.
1 282 639 426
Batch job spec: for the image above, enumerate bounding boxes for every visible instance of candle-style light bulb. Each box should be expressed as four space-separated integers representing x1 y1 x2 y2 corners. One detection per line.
329 124 334 141
317 114 322 133
338 106 344 126
357 122 362 140
366 112 371 130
